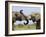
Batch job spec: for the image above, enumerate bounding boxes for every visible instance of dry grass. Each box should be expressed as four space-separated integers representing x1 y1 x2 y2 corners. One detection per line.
12 24 36 30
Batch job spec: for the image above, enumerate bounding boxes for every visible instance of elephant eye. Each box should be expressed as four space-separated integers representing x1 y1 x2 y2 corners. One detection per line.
29 19 31 20
31 18 36 22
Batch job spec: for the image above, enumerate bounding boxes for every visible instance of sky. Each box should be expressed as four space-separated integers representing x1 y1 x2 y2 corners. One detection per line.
12 6 41 16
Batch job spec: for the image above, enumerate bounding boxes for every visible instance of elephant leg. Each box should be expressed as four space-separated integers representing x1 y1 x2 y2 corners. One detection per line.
36 19 40 29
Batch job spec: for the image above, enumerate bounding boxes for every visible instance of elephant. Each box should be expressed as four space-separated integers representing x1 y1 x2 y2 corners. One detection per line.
30 13 41 29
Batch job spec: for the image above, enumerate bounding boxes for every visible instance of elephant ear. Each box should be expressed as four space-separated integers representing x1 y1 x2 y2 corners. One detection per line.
35 13 40 21
30 13 40 22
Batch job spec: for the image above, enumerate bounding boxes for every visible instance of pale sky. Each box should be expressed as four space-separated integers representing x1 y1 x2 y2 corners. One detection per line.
12 6 41 16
